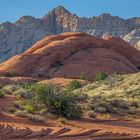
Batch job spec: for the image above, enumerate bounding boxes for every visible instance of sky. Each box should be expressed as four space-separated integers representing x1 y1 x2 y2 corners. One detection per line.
0 0 140 23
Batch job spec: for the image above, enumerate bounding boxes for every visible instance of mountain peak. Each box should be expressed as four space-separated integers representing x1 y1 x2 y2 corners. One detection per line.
54 6 67 11
0 21 13 30
15 16 36 24
99 13 112 18
53 6 70 13
43 6 71 18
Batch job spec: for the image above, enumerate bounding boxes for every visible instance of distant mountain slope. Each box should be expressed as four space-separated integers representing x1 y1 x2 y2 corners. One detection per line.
0 32 140 79
0 6 140 62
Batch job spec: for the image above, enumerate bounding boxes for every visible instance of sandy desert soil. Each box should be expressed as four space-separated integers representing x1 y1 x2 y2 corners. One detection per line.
0 94 140 140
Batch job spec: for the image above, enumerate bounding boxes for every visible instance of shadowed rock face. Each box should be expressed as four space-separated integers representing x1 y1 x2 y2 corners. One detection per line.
0 32 140 80
0 6 140 62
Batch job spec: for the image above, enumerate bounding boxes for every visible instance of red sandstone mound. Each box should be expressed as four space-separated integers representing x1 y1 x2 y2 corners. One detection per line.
0 77 38 85
0 32 140 80
40 78 88 88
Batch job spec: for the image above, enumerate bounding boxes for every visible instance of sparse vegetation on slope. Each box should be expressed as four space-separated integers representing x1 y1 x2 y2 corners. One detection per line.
76 72 140 118
1 72 140 121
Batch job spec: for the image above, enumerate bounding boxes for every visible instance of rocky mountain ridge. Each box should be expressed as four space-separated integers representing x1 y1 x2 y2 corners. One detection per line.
0 6 140 62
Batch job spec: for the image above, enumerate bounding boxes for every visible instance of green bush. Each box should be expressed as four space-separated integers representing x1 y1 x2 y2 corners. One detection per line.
35 88 82 119
14 110 28 117
88 95 106 110
77 94 88 102
129 101 139 108
16 83 82 119
39 109 47 115
57 117 67 124
13 88 35 99
0 90 4 97
5 71 17 77
105 105 117 114
24 105 34 113
80 73 86 80
0 84 3 89
94 72 108 81
14 100 27 109
7 107 17 113
66 104 82 119
95 107 106 114
27 114 46 123
87 110 96 118
66 80 82 92
2 85 18 94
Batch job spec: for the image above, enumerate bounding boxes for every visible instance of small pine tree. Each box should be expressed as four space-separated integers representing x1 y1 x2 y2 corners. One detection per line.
94 72 108 81
66 80 82 92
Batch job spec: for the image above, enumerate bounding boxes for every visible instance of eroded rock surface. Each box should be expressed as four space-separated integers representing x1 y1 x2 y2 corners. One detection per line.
0 32 139 80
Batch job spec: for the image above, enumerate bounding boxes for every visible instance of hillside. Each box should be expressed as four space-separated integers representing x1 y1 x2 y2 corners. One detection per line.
77 72 140 97
0 6 140 62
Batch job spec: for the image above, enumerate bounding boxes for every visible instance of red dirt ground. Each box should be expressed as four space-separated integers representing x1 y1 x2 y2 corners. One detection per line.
0 94 140 140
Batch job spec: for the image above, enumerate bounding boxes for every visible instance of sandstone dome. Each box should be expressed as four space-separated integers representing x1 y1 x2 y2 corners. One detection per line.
0 32 140 80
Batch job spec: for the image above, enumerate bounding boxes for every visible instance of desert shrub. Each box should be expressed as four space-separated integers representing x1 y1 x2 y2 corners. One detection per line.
0 84 3 89
7 107 17 113
105 105 117 114
5 71 17 77
21 82 35 89
57 117 67 124
0 90 4 97
24 105 34 113
88 95 106 110
129 101 139 108
95 107 106 114
87 110 96 118
2 85 18 94
94 72 108 81
109 99 129 109
17 83 82 119
87 95 130 115
128 109 136 115
14 110 28 117
27 114 46 123
13 88 35 99
39 108 47 115
14 100 27 109
77 93 88 102
80 73 86 80
37 90 82 119
66 105 82 119
9 71 17 76
66 80 82 92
